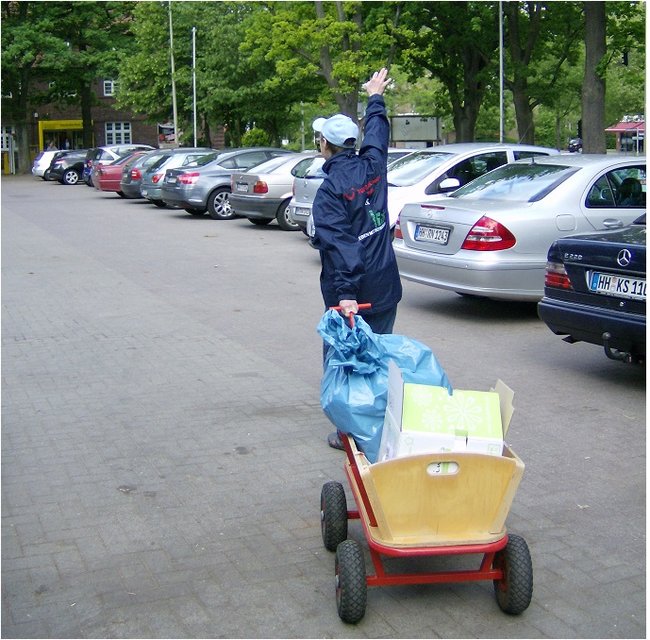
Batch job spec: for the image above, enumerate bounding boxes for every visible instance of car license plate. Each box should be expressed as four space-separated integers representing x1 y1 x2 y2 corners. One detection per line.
167 176 176 184
236 183 249 193
589 271 646 300
294 207 310 218
415 224 449 245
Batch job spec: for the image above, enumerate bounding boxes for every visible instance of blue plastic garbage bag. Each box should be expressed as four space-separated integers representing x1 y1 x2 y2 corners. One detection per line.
317 310 452 463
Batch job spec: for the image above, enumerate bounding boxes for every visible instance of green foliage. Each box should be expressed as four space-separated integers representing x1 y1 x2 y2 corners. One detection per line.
241 127 272 147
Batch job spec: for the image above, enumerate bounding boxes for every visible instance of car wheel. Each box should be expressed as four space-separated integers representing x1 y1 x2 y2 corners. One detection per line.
248 218 272 226
117 191 126 198
62 169 80 185
185 208 207 216
151 200 167 208
208 187 235 220
276 199 300 231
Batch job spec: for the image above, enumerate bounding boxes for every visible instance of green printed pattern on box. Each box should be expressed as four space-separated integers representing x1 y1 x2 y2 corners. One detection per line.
402 385 503 440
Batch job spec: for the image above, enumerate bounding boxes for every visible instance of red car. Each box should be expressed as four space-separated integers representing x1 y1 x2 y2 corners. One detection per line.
96 151 149 196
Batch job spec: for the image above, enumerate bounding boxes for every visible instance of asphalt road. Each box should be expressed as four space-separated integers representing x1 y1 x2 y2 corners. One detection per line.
2 174 645 638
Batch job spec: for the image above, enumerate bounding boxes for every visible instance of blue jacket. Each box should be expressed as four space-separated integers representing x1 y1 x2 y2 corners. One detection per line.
312 95 402 313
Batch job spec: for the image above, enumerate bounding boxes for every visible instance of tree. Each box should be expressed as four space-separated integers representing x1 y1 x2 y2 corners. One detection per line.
1 0 137 171
395 2 500 142
582 1 607 153
503 2 583 144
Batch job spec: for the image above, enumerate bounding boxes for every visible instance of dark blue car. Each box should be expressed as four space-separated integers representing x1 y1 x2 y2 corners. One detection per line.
538 214 646 363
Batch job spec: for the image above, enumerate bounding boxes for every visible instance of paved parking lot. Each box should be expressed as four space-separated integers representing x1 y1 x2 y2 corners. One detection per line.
1 174 645 638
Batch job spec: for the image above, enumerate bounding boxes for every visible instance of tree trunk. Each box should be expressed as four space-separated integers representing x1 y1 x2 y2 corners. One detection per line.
582 1 606 153
80 83 94 148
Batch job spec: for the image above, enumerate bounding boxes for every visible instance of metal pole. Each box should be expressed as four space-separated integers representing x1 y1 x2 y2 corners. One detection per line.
499 0 504 143
168 1 178 146
192 27 197 147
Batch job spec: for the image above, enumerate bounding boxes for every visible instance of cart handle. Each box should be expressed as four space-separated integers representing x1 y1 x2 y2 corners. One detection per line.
329 303 371 328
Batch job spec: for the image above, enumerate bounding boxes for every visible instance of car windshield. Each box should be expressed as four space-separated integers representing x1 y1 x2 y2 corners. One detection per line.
386 151 455 186
448 162 579 202
292 156 325 179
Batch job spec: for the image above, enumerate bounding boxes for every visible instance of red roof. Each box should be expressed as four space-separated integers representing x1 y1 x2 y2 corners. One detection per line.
605 120 645 133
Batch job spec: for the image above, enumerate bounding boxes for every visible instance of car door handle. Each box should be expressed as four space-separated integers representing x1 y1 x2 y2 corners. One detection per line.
602 218 624 229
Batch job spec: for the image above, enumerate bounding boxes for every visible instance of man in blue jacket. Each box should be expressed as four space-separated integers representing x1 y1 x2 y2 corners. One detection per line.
312 68 402 450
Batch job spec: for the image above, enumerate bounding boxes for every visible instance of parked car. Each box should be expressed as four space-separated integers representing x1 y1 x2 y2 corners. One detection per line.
139 148 216 207
83 144 155 185
537 214 645 364
288 148 417 233
568 137 583 153
229 152 318 230
95 150 150 196
393 154 646 301
43 149 81 181
119 149 171 199
48 149 91 185
161 147 294 219
32 150 60 179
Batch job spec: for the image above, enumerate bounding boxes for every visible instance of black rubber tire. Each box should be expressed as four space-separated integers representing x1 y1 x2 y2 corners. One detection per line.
62 169 80 185
208 187 235 220
117 191 126 198
276 199 300 231
151 200 167 208
335 540 367 624
321 482 348 551
185 208 207 216
493 534 533 614
248 217 272 226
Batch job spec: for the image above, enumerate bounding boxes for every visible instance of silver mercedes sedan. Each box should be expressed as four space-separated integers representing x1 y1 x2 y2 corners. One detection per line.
393 154 646 301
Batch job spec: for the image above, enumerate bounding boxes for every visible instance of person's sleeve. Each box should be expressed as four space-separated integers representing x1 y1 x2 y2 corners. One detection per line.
359 95 389 161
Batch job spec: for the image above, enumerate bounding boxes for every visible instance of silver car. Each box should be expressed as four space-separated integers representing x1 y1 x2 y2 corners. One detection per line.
393 154 647 301
139 147 216 207
161 147 294 219
229 152 314 230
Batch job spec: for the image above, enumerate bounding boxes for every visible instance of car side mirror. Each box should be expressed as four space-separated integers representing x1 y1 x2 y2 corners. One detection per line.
436 177 461 193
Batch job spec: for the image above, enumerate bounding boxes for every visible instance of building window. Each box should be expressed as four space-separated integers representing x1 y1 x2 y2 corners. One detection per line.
103 80 117 97
105 122 131 144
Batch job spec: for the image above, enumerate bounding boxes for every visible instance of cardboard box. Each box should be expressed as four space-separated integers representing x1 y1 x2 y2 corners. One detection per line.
377 360 514 462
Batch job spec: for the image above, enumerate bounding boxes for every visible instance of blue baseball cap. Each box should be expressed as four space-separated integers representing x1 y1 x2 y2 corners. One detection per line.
312 114 359 148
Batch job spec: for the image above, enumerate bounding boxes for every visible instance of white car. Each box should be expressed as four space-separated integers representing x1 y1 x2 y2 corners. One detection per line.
393 154 647 301
385 142 560 226
31 150 59 179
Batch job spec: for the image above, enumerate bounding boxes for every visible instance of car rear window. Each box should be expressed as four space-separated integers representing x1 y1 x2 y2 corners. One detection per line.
387 151 455 186
449 162 579 202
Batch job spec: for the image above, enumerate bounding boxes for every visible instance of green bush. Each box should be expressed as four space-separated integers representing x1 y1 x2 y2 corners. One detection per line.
242 128 271 147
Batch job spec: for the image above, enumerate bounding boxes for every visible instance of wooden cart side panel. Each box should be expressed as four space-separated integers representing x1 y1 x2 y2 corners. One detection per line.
353 446 524 546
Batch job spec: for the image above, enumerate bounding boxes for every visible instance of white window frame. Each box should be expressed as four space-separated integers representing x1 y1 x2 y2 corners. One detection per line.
105 121 132 145
103 79 117 97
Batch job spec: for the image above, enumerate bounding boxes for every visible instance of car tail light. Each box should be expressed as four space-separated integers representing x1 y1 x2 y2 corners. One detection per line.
461 216 516 251
253 180 268 194
152 172 164 184
544 261 573 290
178 172 200 185
131 168 141 180
394 214 403 239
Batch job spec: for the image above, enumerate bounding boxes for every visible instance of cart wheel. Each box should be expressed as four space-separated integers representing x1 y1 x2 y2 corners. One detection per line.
493 534 533 615
335 540 367 624
321 482 348 551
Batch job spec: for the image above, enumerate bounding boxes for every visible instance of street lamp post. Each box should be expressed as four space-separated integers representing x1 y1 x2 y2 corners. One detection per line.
168 1 178 146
